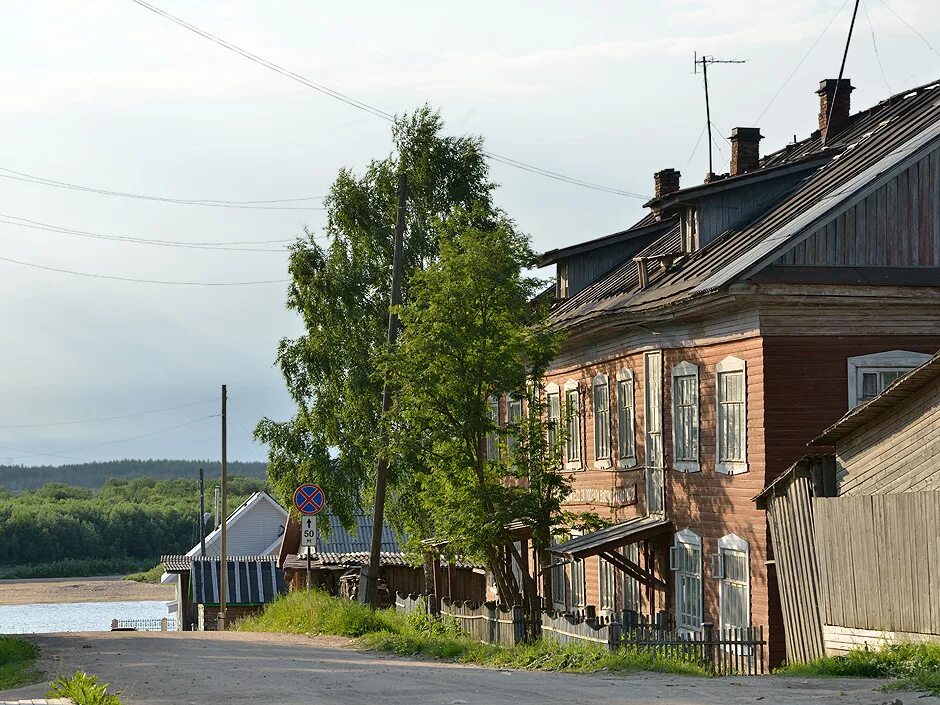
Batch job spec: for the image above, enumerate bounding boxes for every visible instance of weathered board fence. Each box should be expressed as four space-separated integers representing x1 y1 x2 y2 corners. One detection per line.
393 593 766 674
815 492 940 641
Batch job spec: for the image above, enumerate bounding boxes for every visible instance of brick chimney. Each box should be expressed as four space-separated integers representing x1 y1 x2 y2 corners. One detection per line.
817 78 854 143
729 127 763 176
653 169 680 199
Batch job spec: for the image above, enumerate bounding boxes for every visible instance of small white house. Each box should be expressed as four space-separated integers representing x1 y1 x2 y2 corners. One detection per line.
162 491 288 627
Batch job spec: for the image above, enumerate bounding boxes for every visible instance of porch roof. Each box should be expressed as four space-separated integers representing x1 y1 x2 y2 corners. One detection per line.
549 515 672 559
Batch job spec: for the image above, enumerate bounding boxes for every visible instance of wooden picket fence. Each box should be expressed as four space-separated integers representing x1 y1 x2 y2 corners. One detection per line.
392 593 766 674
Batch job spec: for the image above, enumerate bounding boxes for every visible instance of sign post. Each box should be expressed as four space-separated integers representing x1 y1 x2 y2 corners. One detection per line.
293 484 326 592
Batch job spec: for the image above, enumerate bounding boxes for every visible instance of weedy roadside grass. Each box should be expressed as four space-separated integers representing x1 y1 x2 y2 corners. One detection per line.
122 563 165 584
235 589 705 676
778 642 940 695
48 672 122 705
0 636 42 691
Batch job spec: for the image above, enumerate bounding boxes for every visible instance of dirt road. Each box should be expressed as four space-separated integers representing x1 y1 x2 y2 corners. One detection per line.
0 577 172 605
2 631 936 705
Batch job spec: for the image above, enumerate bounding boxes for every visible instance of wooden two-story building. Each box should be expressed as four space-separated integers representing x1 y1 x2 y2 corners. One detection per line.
533 77 940 666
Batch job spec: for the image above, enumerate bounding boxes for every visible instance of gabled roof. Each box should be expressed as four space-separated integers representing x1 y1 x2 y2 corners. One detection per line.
278 509 402 565
551 80 940 329
185 490 287 559
812 350 940 445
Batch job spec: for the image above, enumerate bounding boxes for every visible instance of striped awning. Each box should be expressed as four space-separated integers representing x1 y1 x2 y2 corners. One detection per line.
190 558 287 606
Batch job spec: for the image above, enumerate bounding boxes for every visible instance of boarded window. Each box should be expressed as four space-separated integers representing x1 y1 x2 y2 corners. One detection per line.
593 376 611 462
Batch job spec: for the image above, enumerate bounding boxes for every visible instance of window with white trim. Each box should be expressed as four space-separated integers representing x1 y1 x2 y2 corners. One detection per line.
564 381 582 469
847 350 931 408
681 206 699 253
570 557 586 608
593 374 611 468
670 529 702 633
598 556 615 612
716 356 748 475
621 543 642 613
550 557 567 611
507 396 522 454
671 361 700 473
546 383 561 461
715 534 750 630
616 369 636 467
485 396 500 461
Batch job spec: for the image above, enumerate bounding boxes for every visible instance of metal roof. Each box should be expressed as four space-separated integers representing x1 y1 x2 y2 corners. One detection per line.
550 80 940 329
278 509 402 567
162 554 276 573
538 214 675 266
812 350 940 445
549 515 672 559
188 557 286 605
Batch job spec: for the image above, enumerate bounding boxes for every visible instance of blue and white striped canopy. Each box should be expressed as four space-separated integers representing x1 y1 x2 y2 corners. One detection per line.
190 558 287 606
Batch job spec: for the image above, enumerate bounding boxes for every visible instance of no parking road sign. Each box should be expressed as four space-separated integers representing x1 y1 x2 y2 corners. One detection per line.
293 483 326 516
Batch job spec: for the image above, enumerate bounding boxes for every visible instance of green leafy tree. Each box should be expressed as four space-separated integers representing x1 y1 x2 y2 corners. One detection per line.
256 106 495 526
387 209 562 608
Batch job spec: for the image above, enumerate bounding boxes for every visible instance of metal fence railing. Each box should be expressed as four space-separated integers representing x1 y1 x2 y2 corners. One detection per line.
110 617 174 632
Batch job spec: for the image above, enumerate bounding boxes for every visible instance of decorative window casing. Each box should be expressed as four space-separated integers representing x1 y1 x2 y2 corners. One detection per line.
670 529 702 634
570 557 586 608
545 383 561 462
564 380 582 470
485 396 500 461
671 361 700 473
714 533 750 630
593 373 612 469
507 396 522 455
644 351 665 514
847 350 931 408
598 556 615 612
681 206 699 253
716 356 748 475
616 369 636 468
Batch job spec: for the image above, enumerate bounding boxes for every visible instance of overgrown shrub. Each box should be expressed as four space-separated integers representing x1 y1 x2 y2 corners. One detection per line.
47 672 122 705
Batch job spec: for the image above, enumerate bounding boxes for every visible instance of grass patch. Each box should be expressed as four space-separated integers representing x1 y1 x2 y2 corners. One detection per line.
236 589 704 676
48 672 122 705
0 636 42 691
778 641 940 695
122 563 164 584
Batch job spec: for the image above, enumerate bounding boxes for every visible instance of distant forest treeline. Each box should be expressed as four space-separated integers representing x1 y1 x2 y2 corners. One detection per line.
0 459 268 492
0 476 268 578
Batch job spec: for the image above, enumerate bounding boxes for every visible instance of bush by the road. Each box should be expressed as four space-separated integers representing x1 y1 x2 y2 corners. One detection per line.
0 636 42 691
235 589 705 676
778 642 940 695
122 563 165 584
48 672 122 705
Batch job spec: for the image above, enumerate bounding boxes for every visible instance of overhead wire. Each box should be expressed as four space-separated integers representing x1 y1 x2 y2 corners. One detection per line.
0 397 217 430
862 0 892 94
0 166 326 211
877 0 940 59
0 254 289 286
128 0 649 199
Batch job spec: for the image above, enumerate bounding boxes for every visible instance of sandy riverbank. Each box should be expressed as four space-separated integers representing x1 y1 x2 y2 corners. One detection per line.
0 576 174 605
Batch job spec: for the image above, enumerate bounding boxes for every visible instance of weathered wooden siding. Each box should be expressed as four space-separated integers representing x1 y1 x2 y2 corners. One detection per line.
837 376 940 495
764 475 825 664
699 172 809 247
815 493 940 639
774 145 940 267
564 234 660 298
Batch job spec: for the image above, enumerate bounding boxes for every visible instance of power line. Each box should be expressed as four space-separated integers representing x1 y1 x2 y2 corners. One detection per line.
0 212 293 252
862 0 892 94
128 0 648 199
0 166 326 211
878 0 940 59
0 254 290 286
0 398 217 430
0 414 220 462
754 0 851 125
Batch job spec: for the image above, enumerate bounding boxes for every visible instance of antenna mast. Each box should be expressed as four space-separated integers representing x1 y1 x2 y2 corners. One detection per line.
694 52 747 177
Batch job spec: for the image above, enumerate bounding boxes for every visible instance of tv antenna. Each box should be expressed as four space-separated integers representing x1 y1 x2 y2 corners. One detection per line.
694 52 747 176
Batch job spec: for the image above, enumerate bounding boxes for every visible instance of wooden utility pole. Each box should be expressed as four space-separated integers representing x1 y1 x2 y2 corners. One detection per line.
361 172 408 608
199 467 206 557
218 385 228 629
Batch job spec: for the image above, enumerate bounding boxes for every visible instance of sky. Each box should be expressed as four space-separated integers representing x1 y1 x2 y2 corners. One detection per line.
0 0 938 467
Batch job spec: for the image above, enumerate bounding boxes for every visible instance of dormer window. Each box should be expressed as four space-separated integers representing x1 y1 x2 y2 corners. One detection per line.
557 261 569 298
681 207 699 253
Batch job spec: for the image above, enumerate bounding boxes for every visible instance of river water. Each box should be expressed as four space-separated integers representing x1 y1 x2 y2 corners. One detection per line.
0 600 169 634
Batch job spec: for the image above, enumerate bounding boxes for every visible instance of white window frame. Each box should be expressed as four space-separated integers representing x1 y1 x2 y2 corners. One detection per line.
564 379 582 470
716 356 748 475
670 361 700 473
847 350 930 408
616 368 636 468
592 373 612 469
545 382 561 463
506 396 522 455
670 528 702 635
598 556 615 613
485 396 500 461
716 533 750 631
557 262 569 299
570 558 586 608
620 543 642 614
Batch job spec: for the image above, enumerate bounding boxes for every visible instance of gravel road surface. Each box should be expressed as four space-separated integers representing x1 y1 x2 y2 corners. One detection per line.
2 631 936 705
